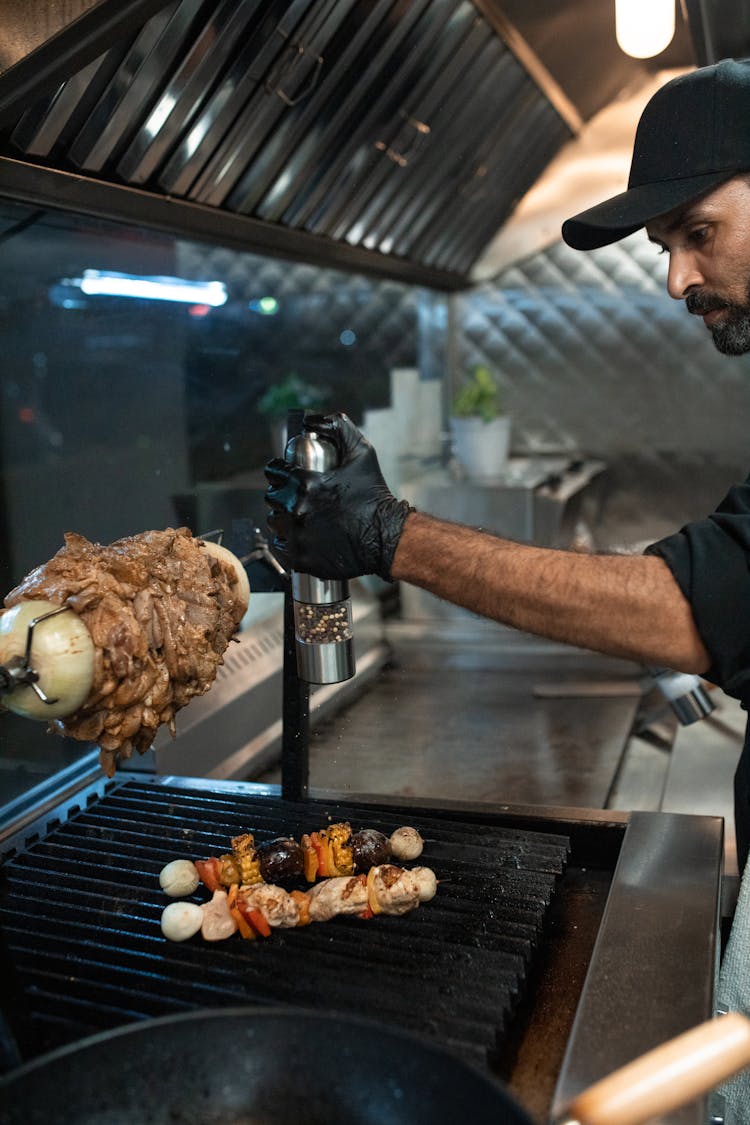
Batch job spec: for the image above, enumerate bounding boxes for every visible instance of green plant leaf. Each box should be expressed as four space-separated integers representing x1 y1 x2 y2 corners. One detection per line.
258 373 329 419
451 365 502 421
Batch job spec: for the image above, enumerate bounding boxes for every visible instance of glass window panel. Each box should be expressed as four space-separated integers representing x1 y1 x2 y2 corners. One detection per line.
0 200 443 818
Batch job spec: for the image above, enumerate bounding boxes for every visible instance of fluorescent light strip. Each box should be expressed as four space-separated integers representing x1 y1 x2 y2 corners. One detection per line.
77 270 228 306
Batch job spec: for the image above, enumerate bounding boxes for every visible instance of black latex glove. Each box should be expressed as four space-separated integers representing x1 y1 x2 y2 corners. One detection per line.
264 412 414 581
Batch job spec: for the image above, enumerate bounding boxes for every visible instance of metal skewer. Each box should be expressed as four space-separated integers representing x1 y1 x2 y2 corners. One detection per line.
0 605 72 706
199 525 286 578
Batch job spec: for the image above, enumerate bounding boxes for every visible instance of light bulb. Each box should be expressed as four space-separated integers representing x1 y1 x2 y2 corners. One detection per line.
615 0 675 58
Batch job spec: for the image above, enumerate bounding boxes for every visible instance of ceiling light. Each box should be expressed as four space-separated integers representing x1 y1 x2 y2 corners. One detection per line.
615 0 675 58
75 270 228 305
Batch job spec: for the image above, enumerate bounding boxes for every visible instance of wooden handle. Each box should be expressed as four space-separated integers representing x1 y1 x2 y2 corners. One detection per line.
559 1012 750 1125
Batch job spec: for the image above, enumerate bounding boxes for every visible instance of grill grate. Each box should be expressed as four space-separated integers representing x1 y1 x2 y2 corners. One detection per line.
0 779 570 1069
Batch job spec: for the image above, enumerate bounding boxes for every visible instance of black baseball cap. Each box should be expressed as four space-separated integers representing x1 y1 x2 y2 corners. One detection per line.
562 58 750 251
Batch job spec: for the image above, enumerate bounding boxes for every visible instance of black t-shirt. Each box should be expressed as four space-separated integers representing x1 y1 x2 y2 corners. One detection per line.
645 476 750 870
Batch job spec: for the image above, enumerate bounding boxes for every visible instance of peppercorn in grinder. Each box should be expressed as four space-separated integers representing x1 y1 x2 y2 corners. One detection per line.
285 428 355 684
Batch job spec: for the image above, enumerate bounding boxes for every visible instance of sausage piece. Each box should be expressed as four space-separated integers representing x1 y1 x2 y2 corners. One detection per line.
255 837 305 883
350 829 391 870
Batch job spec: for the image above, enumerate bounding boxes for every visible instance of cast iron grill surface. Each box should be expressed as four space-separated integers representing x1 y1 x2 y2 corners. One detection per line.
0 778 570 1070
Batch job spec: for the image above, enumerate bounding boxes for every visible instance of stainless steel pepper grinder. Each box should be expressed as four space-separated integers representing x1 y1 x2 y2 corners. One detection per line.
285 428 356 684
646 666 715 725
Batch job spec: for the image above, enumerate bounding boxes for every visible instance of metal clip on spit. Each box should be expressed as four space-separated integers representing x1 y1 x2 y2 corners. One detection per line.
0 605 70 705
285 429 356 685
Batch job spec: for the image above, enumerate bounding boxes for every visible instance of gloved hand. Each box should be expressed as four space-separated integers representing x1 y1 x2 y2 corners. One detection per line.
264 412 414 581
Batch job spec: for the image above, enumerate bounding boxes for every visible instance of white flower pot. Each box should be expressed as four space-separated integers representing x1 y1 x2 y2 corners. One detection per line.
449 415 511 479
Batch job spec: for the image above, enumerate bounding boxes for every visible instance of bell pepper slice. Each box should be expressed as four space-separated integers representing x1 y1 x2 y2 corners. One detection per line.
247 907 271 938
195 857 222 893
311 831 335 878
323 839 337 876
366 866 382 915
309 832 326 876
303 843 319 883
230 906 255 940
291 889 311 926
237 901 272 938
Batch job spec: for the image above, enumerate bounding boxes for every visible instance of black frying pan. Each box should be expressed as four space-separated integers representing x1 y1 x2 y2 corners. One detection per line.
1 1006 750 1125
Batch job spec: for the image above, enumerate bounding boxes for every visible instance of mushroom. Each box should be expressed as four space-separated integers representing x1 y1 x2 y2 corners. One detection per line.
411 866 438 902
160 901 203 942
388 826 424 862
159 859 200 897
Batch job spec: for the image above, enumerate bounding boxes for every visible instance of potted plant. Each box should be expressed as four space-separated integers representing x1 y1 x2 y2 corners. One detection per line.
449 365 511 478
258 373 329 454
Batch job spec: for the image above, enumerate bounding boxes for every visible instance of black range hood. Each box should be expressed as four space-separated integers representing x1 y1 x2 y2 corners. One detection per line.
0 0 733 289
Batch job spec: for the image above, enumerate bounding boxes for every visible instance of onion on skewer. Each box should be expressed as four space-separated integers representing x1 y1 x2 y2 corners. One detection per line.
200 540 250 615
0 599 95 719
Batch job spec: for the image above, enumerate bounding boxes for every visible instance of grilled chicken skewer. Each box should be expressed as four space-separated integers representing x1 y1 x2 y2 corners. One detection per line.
160 864 438 942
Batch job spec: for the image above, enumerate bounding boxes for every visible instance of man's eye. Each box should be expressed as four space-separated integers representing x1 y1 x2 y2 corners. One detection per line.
688 226 709 245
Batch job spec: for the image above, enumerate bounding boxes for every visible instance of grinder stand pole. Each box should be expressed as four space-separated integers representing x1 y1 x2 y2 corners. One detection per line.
281 579 310 800
281 406 310 800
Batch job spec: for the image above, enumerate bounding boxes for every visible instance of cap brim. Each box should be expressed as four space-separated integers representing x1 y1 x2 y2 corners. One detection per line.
561 171 734 250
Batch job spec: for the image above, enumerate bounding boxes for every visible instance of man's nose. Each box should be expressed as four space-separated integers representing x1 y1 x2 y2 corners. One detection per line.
666 250 704 299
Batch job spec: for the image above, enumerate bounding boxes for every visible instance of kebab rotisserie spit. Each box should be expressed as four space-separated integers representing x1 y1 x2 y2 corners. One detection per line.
0 527 250 777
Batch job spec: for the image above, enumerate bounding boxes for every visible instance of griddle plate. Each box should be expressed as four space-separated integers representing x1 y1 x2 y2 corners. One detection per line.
0 779 569 1069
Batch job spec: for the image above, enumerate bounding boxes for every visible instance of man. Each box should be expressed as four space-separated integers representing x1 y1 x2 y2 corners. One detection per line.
265 58 750 870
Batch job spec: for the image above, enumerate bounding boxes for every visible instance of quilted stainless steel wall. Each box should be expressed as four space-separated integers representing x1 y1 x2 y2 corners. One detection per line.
455 233 750 539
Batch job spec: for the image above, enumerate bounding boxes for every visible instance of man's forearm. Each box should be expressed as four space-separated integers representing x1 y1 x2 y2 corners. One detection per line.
391 512 710 673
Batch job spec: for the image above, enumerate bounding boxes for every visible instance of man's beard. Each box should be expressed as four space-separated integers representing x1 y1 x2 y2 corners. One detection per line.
686 284 750 355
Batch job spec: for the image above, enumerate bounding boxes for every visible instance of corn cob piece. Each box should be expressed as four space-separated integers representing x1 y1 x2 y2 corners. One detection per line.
321 822 355 875
231 832 263 885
